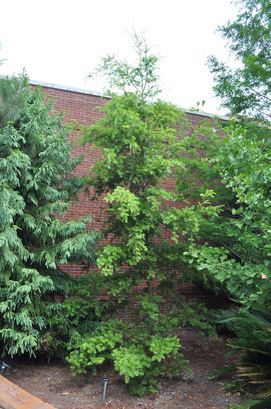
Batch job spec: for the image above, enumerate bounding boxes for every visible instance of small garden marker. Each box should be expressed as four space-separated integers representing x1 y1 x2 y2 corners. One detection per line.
102 376 110 401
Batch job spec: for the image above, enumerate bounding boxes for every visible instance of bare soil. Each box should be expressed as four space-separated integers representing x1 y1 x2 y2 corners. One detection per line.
5 333 241 409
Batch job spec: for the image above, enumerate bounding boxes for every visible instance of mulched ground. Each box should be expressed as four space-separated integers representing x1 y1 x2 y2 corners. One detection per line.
5 332 241 409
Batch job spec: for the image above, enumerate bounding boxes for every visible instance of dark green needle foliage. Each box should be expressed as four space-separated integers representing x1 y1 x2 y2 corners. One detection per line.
0 75 98 357
221 309 271 408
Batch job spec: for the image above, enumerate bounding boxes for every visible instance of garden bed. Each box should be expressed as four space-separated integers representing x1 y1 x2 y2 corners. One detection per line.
6 335 241 409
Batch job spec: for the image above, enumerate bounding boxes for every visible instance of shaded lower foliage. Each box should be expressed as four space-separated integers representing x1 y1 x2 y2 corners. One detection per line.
66 286 217 396
220 309 271 409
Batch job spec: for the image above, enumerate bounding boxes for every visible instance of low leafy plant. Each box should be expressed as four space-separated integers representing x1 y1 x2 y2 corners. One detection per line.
68 324 186 395
36 273 114 361
67 312 188 396
176 301 217 337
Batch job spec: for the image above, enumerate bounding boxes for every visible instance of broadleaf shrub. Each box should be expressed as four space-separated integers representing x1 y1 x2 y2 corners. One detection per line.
67 318 187 396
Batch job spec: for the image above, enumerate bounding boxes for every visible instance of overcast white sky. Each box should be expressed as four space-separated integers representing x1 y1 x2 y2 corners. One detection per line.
0 0 237 114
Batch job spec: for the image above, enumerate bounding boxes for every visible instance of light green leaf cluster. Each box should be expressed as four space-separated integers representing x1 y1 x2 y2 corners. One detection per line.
67 318 185 395
187 245 271 308
67 325 124 375
96 245 124 276
113 346 151 383
149 336 179 362
105 187 140 223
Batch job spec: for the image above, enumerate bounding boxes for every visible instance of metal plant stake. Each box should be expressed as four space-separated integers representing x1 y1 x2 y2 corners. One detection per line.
0 362 10 376
102 377 110 402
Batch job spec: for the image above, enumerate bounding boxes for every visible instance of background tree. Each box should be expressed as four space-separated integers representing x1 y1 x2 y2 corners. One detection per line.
209 0 271 119
0 43 6 66
186 1 271 406
188 0 271 310
0 75 98 357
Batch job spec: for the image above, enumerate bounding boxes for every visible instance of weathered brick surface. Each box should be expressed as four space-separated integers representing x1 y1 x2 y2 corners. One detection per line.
33 83 226 305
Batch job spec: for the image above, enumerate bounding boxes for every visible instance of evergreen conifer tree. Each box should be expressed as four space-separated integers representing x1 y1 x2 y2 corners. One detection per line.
0 75 98 357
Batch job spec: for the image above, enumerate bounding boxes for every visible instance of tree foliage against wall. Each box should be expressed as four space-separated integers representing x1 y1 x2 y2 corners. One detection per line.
188 0 271 310
66 35 219 395
0 75 98 357
83 35 218 300
187 2 271 405
209 0 271 119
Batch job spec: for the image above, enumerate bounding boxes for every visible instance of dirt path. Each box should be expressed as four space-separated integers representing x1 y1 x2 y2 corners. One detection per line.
5 335 241 409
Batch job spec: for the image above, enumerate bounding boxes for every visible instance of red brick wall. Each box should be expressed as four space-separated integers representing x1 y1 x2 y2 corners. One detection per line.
34 83 226 306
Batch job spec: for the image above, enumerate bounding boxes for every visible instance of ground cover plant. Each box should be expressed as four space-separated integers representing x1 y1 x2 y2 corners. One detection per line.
67 314 187 396
66 292 217 396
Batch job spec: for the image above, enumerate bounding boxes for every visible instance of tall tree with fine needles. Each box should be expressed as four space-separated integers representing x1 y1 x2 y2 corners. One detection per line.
0 75 98 357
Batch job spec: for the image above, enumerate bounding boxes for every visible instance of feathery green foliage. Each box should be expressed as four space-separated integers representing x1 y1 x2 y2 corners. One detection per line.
221 309 271 408
89 33 160 101
0 75 98 357
67 34 219 395
84 37 218 299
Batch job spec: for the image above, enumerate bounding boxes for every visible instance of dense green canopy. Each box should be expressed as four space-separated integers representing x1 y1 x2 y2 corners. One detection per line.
209 0 271 119
0 76 98 356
